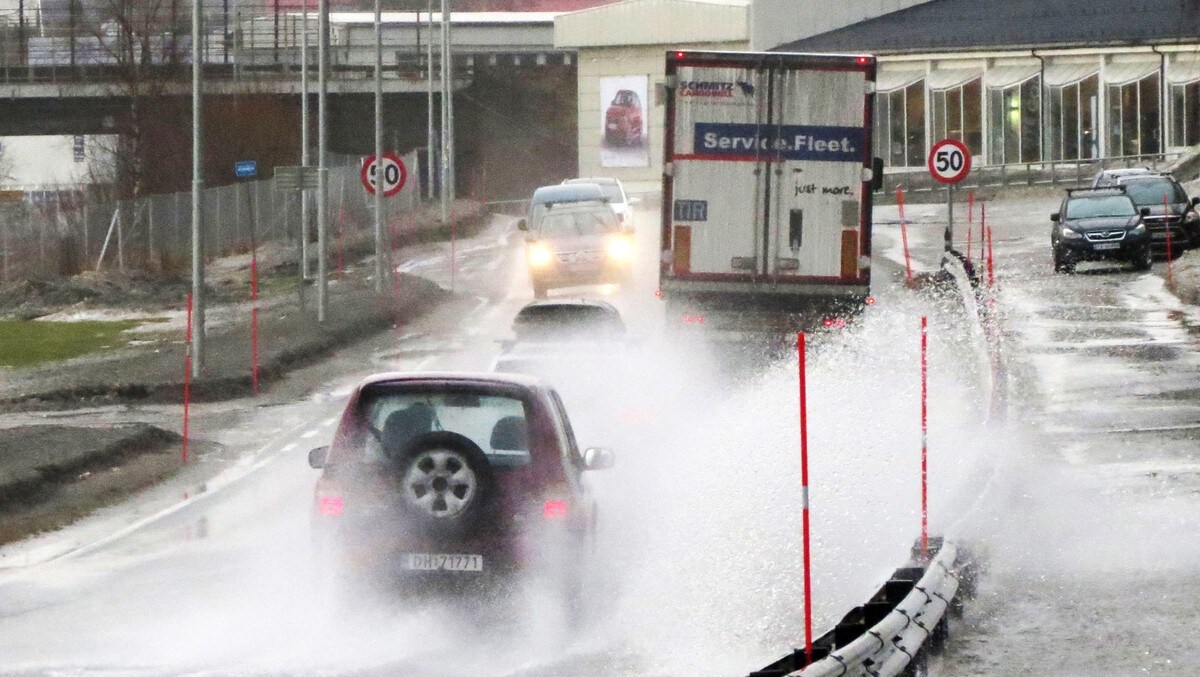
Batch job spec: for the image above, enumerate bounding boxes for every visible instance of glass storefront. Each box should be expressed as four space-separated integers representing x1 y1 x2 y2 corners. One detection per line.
1047 75 1099 161
875 79 926 167
986 75 1041 165
1106 71 1160 157
931 78 982 156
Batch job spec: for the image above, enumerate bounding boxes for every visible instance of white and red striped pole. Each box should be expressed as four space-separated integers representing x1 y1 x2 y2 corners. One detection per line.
897 187 912 284
183 293 192 464
797 331 813 664
920 316 928 557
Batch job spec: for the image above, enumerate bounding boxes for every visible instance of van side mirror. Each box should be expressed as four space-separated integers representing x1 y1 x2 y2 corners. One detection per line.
308 446 329 469
517 219 528 231
628 196 642 206
1050 212 1060 222
1140 207 1151 217
583 447 615 471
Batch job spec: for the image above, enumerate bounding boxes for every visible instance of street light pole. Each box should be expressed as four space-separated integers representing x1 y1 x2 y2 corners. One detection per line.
426 1 435 203
316 0 329 322
373 0 384 292
439 0 450 224
191 0 205 373
300 0 310 288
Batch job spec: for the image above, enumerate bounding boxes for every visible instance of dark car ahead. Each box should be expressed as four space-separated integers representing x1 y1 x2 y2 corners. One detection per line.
1091 167 1154 188
1114 173 1200 251
1052 188 1152 273
307 372 613 605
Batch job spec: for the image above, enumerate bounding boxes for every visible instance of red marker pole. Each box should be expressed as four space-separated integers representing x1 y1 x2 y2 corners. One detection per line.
897 187 912 284
1165 195 1175 289
450 209 457 292
966 191 974 264
920 316 929 557
183 293 192 464
250 248 259 396
797 331 814 665
984 204 995 288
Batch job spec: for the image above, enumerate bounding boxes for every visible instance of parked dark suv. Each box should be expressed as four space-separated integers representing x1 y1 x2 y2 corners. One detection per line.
1113 173 1200 252
308 372 613 606
1051 188 1152 273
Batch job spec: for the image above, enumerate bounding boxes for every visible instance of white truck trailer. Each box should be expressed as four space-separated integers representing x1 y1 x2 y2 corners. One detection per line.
659 50 880 336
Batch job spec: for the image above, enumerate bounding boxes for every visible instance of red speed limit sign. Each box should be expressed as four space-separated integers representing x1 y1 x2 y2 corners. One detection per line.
927 138 971 184
362 153 407 197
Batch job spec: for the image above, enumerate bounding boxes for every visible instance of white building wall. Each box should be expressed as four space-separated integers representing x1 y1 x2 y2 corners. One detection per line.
575 41 747 194
750 0 936 50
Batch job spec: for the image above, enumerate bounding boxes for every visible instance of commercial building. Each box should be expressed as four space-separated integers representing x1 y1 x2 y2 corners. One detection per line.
555 0 933 192
778 0 1200 172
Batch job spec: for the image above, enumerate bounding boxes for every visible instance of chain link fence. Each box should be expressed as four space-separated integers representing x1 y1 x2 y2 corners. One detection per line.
0 150 422 281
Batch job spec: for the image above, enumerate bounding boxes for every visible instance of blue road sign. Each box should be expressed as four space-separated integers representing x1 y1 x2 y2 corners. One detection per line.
236 160 258 178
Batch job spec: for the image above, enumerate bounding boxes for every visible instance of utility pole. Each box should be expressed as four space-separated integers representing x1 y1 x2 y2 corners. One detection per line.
300 0 310 298
426 1 435 203
439 0 451 224
373 0 384 292
316 0 329 322
191 0 206 372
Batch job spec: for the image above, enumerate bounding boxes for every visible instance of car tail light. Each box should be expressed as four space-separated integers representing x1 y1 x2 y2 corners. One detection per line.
543 499 569 520
318 496 344 517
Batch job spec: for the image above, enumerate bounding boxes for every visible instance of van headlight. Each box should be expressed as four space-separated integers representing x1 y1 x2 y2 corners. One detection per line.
527 243 554 268
605 235 634 262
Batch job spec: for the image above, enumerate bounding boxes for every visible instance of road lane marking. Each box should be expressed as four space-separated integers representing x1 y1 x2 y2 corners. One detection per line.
300 429 319 439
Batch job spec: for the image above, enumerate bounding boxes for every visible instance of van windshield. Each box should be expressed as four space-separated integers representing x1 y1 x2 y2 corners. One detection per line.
537 208 619 237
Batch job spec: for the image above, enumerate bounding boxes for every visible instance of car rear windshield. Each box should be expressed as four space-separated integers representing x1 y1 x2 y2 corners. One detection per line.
357 388 532 469
1066 195 1137 219
537 207 619 236
568 180 623 203
514 304 624 338
1121 179 1188 205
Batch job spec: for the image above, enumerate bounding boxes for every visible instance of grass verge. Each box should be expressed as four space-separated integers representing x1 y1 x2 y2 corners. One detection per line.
0 319 141 368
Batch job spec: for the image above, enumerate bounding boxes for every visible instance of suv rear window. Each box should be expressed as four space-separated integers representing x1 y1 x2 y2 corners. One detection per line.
1121 178 1187 205
513 304 624 339
358 389 532 469
1065 195 1137 219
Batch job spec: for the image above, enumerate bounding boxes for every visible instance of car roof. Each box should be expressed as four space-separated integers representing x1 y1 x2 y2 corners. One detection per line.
518 298 620 312
564 177 621 188
355 371 548 392
1116 173 1176 184
531 183 605 204
1099 167 1153 176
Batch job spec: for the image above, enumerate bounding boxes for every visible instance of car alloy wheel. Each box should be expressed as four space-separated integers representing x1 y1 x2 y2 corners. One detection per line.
402 448 479 518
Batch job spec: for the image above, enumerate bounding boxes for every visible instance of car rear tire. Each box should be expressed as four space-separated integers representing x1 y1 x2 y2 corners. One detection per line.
1132 246 1153 271
390 432 497 538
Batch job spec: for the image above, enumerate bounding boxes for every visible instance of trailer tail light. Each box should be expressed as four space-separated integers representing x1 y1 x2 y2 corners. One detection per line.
856 56 870 65
318 496 344 517
823 318 847 329
544 500 569 520
866 296 876 305
675 51 686 59
655 289 663 299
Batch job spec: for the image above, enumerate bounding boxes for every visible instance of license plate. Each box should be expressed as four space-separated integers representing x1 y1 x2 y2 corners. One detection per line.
1093 242 1121 250
402 553 483 572
1153 232 1168 239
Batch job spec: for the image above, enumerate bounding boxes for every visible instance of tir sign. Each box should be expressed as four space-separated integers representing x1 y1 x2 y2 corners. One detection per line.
927 138 971 184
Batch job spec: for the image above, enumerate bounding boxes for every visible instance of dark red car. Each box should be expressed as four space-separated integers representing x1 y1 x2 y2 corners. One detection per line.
605 89 644 147
307 372 613 603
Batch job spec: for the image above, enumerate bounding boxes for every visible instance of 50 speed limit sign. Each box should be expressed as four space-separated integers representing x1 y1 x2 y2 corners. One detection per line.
361 153 407 197
927 138 971 184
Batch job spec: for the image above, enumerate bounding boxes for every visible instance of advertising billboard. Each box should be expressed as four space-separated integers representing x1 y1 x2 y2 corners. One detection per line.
600 75 649 168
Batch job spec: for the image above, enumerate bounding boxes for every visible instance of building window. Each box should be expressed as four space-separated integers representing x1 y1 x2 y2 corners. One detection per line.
875 79 926 167
987 75 1041 165
1048 75 1099 161
931 78 982 157
1170 81 1200 147
1108 72 1161 157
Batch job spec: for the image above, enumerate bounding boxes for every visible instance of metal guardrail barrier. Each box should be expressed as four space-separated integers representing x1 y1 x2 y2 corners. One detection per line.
884 152 1184 196
750 540 965 677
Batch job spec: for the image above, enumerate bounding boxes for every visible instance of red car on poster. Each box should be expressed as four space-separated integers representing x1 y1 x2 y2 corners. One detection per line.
605 89 644 147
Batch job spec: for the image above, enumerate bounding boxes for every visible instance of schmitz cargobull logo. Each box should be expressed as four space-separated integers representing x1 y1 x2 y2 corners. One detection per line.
679 80 756 99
